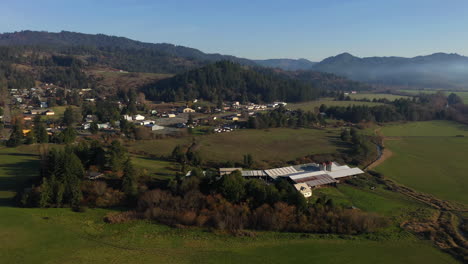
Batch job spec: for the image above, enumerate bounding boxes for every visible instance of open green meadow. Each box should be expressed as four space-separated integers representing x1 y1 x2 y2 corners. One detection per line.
131 154 178 179
0 144 459 263
314 184 428 217
349 93 410 101
43 105 80 121
375 121 468 204
0 206 458 264
0 146 40 201
128 128 343 163
399 89 468 103
288 99 383 112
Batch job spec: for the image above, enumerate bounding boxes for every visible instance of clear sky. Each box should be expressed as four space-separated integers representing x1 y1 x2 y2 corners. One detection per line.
2 0 468 61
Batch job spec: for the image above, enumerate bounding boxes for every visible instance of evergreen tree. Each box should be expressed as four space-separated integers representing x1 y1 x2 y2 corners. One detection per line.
34 116 49 143
122 158 137 197
59 127 77 144
90 121 99 134
243 154 253 168
7 118 24 147
38 178 52 208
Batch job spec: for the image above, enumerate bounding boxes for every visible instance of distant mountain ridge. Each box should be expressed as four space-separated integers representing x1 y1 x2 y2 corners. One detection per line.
311 52 468 89
254 58 317 71
0 30 255 66
2 30 467 89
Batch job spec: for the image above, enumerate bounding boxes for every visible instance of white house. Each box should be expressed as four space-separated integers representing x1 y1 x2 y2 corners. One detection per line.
146 124 164 131
122 115 133 121
97 123 110 129
134 114 145 121
294 183 312 198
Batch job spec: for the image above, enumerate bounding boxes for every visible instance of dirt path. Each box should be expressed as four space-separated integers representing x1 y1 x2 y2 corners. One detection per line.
365 127 396 170
367 147 393 170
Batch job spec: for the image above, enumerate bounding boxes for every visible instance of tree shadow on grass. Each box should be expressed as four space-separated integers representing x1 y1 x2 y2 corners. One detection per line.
0 157 40 207
325 135 352 154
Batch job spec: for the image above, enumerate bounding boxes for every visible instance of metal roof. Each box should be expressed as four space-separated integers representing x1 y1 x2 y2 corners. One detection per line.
292 174 337 187
328 167 364 179
241 170 267 177
219 168 243 175
264 166 300 179
289 170 328 180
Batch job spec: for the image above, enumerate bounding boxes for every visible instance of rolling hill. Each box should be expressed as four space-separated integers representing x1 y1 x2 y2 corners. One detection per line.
311 52 468 89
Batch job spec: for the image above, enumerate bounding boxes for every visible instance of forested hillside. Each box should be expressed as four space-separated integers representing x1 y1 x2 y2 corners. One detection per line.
142 61 324 103
0 30 255 73
0 31 372 102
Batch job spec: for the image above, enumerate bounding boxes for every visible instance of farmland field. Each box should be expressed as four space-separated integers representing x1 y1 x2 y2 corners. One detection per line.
0 145 460 263
127 128 344 163
0 206 458 264
375 121 468 204
288 99 383 112
349 93 410 101
399 89 468 103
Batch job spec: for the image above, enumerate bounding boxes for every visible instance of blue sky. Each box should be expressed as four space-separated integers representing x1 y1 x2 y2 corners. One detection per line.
2 0 468 61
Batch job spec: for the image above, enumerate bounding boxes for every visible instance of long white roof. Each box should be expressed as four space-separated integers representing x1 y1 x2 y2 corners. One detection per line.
264 166 300 179
328 167 364 179
289 171 328 180
242 170 267 177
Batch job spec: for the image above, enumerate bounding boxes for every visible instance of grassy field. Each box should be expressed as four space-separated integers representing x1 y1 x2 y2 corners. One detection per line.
349 93 410 101
399 89 468 103
288 99 383 112
0 145 459 263
315 184 428 217
0 146 40 202
42 105 80 121
131 154 178 179
376 121 468 204
0 206 458 264
128 128 344 163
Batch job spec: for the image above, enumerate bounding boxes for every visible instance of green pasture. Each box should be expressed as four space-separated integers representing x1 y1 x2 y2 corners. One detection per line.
349 93 410 101
0 144 459 263
376 121 468 204
288 99 383 112
399 89 468 103
128 128 343 163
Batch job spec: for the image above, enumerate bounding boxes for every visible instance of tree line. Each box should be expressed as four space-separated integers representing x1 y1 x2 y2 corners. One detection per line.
323 93 467 123
246 106 325 129
135 170 388 234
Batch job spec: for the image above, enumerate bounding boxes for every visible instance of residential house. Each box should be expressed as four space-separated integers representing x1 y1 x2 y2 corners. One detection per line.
134 114 145 121
294 183 312 198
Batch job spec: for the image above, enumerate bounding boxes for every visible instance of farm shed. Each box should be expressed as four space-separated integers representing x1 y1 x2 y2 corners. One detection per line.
219 168 243 176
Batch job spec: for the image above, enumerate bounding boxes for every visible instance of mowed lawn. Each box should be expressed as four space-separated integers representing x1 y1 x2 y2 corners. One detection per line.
349 93 410 101
128 128 343 163
376 121 468 204
288 99 383 112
